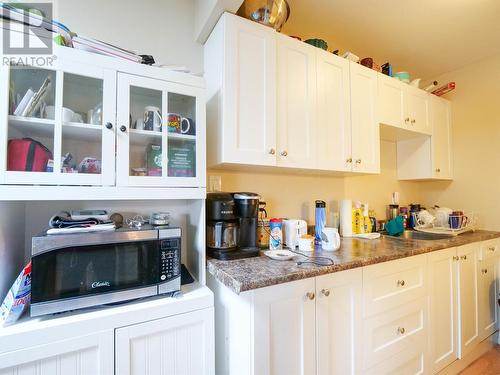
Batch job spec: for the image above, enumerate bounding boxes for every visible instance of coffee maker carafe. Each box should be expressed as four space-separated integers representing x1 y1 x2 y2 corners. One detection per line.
206 192 261 260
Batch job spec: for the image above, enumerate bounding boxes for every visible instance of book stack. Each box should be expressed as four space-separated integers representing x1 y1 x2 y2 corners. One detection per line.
72 35 142 63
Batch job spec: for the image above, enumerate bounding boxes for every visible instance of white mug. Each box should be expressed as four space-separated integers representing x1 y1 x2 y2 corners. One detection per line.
321 227 341 251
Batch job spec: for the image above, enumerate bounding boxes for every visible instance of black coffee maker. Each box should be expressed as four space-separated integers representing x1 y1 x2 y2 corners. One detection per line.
206 192 261 260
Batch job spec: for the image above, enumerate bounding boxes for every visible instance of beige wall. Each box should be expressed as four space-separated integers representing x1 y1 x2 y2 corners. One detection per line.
417 54 500 230
208 141 423 224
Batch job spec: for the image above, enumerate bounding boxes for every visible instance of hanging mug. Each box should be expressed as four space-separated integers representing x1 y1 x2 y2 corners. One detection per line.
143 106 162 132
167 113 191 134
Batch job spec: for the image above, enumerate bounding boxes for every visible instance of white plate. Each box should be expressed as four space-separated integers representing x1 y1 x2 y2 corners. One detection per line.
264 250 296 261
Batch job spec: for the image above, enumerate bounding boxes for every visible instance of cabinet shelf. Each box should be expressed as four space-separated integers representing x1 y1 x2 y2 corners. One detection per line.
62 122 102 142
8 115 54 139
129 129 196 146
168 132 196 141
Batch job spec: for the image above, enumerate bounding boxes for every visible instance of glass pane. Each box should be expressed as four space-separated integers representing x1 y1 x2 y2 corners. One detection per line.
61 73 103 174
129 86 163 177
7 67 55 173
63 73 103 125
167 93 196 178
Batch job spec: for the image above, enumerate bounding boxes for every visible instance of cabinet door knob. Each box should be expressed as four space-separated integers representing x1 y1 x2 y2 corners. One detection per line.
411 119 416 124
405 117 410 124
120 125 127 133
397 279 405 287
306 292 315 300
355 159 362 164
105 122 113 130
435 168 441 173
453 256 460 261
346 157 353 163
280 150 288 157
321 289 330 297
489 246 496 252
397 327 406 335
269 148 276 155
460 255 467 260
482 269 488 274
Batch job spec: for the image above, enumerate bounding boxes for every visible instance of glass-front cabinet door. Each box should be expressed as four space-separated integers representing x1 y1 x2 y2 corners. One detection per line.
116 73 204 187
0 60 116 186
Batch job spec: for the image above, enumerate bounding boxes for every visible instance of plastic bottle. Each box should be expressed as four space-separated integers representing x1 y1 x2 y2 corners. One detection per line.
352 201 363 234
315 200 326 245
363 204 372 233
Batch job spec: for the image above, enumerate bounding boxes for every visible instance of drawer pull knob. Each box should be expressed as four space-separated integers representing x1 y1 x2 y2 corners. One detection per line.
306 292 315 300
397 327 406 335
280 150 288 157
405 117 410 124
355 159 362 164
269 148 276 155
489 246 496 252
482 269 488 274
460 255 467 260
411 119 416 124
453 256 460 261
346 157 353 163
397 280 405 287
321 289 330 297
435 168 441 173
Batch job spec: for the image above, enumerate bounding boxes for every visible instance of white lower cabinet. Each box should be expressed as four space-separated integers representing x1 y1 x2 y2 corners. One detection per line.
457 243 481 358
316 269 362 375
210 239 500 375
115 308 215 375
253 278 316 375
0 331 114 375
427 247 458 374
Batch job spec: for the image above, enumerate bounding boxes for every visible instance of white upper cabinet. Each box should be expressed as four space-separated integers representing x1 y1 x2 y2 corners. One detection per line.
378 73 405 128
405 85 431 134
316 51 352 171
377 73 431 135
431 95 453 179
350 62 380 173
205 13 277 167
276 34 317 169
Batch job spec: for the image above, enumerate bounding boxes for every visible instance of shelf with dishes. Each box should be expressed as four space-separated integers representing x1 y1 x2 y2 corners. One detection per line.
129 128 195 145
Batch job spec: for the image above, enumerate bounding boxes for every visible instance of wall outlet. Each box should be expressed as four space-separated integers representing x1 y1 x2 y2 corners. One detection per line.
208 175 222 192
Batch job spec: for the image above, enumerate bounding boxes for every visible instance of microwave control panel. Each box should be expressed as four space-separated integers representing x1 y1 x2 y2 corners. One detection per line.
159 238 181 282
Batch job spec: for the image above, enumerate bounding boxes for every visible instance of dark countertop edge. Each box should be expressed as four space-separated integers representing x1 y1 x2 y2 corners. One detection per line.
207 231 500 294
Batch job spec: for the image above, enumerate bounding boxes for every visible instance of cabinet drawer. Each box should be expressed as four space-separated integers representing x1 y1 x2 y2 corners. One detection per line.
363 254 426 316
362 297 427 369
363 346 425 375
479 239 500 261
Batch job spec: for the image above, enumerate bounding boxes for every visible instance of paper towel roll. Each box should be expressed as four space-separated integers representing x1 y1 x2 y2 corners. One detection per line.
340 199 352 237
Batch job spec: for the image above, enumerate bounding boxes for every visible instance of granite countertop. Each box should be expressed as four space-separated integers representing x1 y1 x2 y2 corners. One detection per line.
207 230 500 294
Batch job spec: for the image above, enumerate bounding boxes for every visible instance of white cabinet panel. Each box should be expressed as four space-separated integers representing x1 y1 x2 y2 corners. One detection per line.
253 278 316 375
0 331 113 375
378 73 405 128
115 307 214 375
457 243 480 358
430 95 453 179
316 51 351 171
363 347 425 375
362 297 427 369
316 268 362 375
363 254 426 317
478 255 499 341
221 13 276 166
350 62 380 173
276 34 317 169
405 85 431 134
427 247 458 374
115 308 214 375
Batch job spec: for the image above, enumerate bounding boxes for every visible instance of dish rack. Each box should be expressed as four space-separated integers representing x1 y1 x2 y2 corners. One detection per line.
414 211 476 236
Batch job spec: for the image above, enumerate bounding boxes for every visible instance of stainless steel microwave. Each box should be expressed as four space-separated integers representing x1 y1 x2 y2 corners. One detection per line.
30 226 181 317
